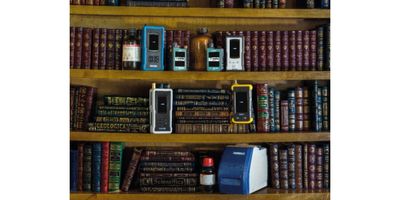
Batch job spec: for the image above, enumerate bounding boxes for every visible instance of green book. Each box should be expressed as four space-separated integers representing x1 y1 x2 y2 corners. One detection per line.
109 142 124 192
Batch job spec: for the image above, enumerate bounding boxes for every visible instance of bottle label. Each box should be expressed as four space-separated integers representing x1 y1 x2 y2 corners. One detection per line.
200 174 215 186
122 44 140 62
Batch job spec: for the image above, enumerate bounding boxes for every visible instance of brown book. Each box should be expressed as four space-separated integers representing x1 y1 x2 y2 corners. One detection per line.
121 148 143 192
86 0 94 5
82 28 92 69
308 144 316 190
279 0 286 8
295 144 303 189
280 100 289 132
274 31 281 71
270 144 280 189
74 27 83 69
323 144 330 189
214 31 224 49
256 84 269 132
296 30 303 71
244 31 252 71
94 0 100 5
303 144 309 189
91 28 100 69
316 147 324 189
279 148 289 189
225 0 234 8
303 30 310 70
106 29 115 70
114 29 123 70
72 0 81 5
267 0 272 8
70 27 75 68
317 26 324 71
289 31 296 70
288 145 296 189
258 31 267 71
166 30 174 69
77 143 84 191
251 31 259 71
99 28 107 70
101 142 110 192
183 30 191 48
83 87 96 130
100 0 106 5
173 30 183 47
266 31 274 71
303 88 311 131
281 31 289 71
310 30 317 71
295 87 304 131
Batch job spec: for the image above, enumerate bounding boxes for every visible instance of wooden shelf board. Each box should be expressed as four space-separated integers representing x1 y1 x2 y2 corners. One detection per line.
70 69 330 81
70 5 330 19
70 132 330 143
70 189 330 200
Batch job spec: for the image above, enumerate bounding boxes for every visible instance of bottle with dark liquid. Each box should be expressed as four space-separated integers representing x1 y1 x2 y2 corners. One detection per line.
122 28 141 70
190 27 212 71
200 157 216 193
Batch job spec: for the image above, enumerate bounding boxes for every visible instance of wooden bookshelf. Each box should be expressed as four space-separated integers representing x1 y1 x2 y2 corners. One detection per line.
70 69 330 81
70 189 330 200
70 132 330 143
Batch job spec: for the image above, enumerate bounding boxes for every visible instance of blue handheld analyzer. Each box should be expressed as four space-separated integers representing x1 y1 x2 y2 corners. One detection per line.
141 25 165 71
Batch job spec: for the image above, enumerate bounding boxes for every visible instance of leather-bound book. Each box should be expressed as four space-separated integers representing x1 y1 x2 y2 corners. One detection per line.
303 144 309 189
302 30 310 70
225 0 234 8
173 30 183 47
251 31 259 71
100 0 106 5
306 0 315 8
82 28 92 69
266 0 272 8
323 144 330 189
274 31 281 71
279 148 289 189
75 86 87 130
303 88 311 131
244 31 252 71
266 31 274 71
269 88 276 132
270 144 280 189
91 28 100 69
316 147 324 189
254 0 260 8
320 0 330 8
101 142 110 192
72 0 81 5
84 87 96 130
296 30 303 71
260 0 266 8
217 0 225 8
324 24 330 70
121 148 143 192
317 87 323 131
166 30 174 69
295 144 303 189
243 0 252 8
70 87 76 130
70 27 75 68
92 143 102 193
312 81 322 131
70 149 78 192
83 144 92 191
77 143 84 191
94 0 100 5
214 31 224 49
74 27 83 69
288 89 296 132
274 90 280 132
289 31 296 70
272 0 278 8
310 30 317 71
99 28 107 70
109 142 124 192
183 30 191 49
114 29 124 70
280 100 289 132
308 144 316 190
295 87 304 131
279 0 286 8
259 31 267 71
256 84 270 132
317 26 324 71
288 145 296 189
281 31 289 71
322 86 329 131
106 29 116 70
86 0 94 5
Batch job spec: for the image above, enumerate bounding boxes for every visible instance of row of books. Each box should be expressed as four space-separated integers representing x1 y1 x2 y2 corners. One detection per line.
217 0 330 9
70 0 189 7
268 143 330 190
70 86 97 131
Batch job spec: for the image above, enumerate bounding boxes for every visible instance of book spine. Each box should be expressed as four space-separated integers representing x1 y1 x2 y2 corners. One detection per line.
289 31 296 70
88 123 149 132
83 144 92 191
100 0 106 5
321 0 330 8
175 106 229 111
279 148 289 189
95 109 149 117
173 30 183 47
251 31 259 71
175 124 249 134
256 84 269 132
288 145 296 189
77 143 84 191
296 30 303 71
269 88 275 132
303 144 308 189
99 28 107 70
322 86 329 131
70 87 76 130
306 0 315 8
281 31 289 71
259 31 267 71
140 167 194 173
109 142 124 192
121 149 143 192
86 0 94 5
101 142 110 192
95 116 148 124
175 111 230 118
140 156 195 162
94 0 100 5
224 0 234 8
303 30 310 70
266 0 272 8
310 30 317 71
92 143 102 192
295 87 304 131
72 0 81 5
260 0 266 8
279 0 286 8
295 144 303 189
140 186 196 193
312 81 321 131
140 162 195 168
70 149 78 192
280 100 289 132
91 28 100 69
266 31 274 71
140 177 197 186
70 27 75 68
175 94 230 101
244 31 252 71
288 89 296 132
183 30 191 51
114 29 123 70
308 144 316 190
316 147 324 189
274 31 281 71
274 90 280 132
217 0 225 8
84 87 96 130
323 144 330 189
144 150 193 157
104 96 149 106
166 30 174 68
254 0 260 8
272 0 278 8
317 26 324 71
270 144 280 189
75 87 88 130
174 101 230 107
106 29 116 70
303 88 311 131
97 105 149 111
74 27 83 69
176 119 230 124
324 24 330 70
317 87 323 131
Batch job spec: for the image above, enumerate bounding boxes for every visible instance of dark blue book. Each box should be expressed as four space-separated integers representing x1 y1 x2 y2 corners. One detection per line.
269 88 275 132
107 0 120 6
317 87 323 131
320 0 329 8
288 90 296 132
83 144 92 191
70 149 78 192
92 143 102 192
312 81 322 131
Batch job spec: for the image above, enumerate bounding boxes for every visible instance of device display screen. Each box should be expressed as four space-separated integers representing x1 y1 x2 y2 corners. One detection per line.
158 96 167 113
175 61 185 67
176 52 185 57
149 34 159 51
209 52 220 57
235 92 248 113
230 39 240 59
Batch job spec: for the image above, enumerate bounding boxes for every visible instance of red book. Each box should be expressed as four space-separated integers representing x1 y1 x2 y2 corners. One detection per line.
316 147 324 189
258 31 267 71
101 142 110 193
269 144 280 189
310 30 317 71
100 0 106 5
91 28 100 69
244 31 252 71
114 29 123 70
308 144 316 190
121 148 143 192
295 145 303 189
86 0 94 5
106 29 115 70
74 27 83 69
251 31 259 71
94 0 100 5
296 30 303 71
183 30 191 48
84 87 96 130
72 0 81 5
266 31 274 71
82 28 92 69
280 100 289 132
295 87 304 131
303 88 311 131
303 30 310 71
77 143 84 191
289 31 296 70
70 27 75 69
256 84 269 132
99 28 107 70
214 31 224 49
274 31 281 71
281 31 289 71
303 144 309 189
173 30 183 47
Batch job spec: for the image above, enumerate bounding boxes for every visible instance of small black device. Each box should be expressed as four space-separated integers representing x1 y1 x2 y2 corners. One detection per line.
149 83 173 133
231 83 253 124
